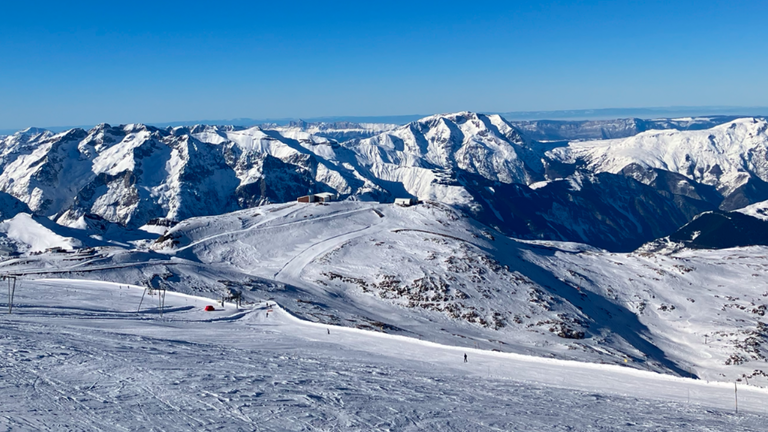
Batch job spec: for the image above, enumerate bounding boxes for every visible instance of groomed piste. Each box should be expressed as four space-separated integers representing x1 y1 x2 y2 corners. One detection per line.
1 278 766 430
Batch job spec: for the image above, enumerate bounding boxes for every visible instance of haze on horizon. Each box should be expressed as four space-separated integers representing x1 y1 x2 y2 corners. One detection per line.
1 0 767 130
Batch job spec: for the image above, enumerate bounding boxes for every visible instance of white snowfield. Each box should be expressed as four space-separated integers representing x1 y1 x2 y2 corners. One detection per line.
738 200 768 221
0 213 80 252
2 279 767 431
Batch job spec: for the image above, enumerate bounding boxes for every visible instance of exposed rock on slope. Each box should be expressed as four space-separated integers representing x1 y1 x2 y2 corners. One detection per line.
0 123 384 229
144 200 768 382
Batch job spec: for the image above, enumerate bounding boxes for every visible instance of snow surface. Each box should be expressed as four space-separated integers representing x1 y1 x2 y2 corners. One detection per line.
0 213 80 252
737 200 768 221
154 203 768 381
2 278 768 430
0 200 766 386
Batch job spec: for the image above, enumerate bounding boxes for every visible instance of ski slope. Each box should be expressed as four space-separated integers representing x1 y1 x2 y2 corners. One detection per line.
4 199 762 384
1 279 767 430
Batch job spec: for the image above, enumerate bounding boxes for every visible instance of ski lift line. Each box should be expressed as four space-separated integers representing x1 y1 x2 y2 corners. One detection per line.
2 276 248 318
137 286 148 312
5 275 16 314
32 278 246 309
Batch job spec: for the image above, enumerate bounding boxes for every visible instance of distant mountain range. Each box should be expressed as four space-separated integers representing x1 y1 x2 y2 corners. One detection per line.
3 112 768 251
4 105 767 136
500 106 768 121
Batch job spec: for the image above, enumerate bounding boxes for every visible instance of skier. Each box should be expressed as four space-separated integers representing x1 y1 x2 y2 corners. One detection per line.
327 328 330 335
464 353 467 363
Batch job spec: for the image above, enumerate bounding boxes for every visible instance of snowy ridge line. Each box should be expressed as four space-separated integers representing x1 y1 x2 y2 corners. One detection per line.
273 300 768 397
0 260 189 276
171 207 372 254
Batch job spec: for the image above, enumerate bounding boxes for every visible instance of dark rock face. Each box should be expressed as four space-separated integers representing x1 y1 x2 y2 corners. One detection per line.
668 211 768 249
457 171 691 252
619 164 720 219
720 176 768 211
236 154 318 207
0 192 30 220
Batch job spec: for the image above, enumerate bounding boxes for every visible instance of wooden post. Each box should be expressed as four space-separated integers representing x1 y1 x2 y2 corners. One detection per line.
735 382 738 414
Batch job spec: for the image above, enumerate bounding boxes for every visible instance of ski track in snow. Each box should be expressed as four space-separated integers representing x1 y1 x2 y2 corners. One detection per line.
0 279 767 431
273 223 375 281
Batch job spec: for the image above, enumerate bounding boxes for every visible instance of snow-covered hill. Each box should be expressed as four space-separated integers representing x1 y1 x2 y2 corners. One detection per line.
147 201 768 384
5 200 767 385
737 199 768 221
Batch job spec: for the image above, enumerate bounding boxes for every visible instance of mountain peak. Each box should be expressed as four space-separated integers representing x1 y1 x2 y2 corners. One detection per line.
15 127 49 136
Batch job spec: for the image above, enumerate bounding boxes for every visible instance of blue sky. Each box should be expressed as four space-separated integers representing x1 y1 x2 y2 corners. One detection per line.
1 0 767 129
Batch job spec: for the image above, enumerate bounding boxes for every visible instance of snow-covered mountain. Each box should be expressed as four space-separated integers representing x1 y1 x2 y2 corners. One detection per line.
3 113 768 251
347 111 541 192
511 116 745 141
640 210 768 253
340 112 729 250
270 120 399 142
6 112 768 424
548 117 768 210
0 123 386 229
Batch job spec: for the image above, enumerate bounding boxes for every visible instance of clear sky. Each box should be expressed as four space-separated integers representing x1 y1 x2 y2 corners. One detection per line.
1 0 767 129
